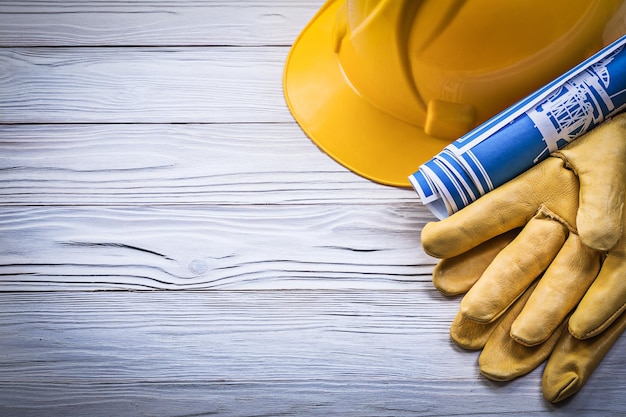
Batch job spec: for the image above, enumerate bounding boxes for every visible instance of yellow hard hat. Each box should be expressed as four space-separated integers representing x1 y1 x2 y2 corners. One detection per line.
283 0 623 187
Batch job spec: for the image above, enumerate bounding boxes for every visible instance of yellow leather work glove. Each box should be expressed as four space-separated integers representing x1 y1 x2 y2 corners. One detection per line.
421 112 626 402
448 279 626 403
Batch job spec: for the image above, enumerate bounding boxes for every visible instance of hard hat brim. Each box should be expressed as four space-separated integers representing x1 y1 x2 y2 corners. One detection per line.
283 0 450 188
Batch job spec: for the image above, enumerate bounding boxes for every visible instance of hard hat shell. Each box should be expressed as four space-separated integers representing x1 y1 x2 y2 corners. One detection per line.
283 0 624 187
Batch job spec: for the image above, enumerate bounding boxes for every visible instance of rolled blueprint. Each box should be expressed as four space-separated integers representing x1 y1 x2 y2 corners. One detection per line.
410 34 626 219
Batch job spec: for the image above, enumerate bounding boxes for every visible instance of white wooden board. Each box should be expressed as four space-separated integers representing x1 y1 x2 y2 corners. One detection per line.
0 1 318 46
0 204 434 291
1 1 625 415
0 123 415 205
2 291 626 417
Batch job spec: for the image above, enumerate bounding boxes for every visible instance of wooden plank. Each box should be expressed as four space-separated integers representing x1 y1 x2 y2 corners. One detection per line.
0 47 293 123
0 1 321 47
0 205 436 291
1 291 625 416
0 123 417 205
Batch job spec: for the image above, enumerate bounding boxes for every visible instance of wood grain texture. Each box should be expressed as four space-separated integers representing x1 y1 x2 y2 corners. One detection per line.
3 0 626 414
1 291 625 417
0 123 416 205
0 47 291 123
0 204 434 291
0 1 318 46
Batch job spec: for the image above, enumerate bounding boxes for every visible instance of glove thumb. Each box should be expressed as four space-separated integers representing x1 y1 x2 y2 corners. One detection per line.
554 113 626 251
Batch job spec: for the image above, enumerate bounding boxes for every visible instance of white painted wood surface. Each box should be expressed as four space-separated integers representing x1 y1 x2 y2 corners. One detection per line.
1 2 625 416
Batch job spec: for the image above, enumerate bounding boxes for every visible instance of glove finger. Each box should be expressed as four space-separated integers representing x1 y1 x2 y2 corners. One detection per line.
479 282 568 381
450 310 502 350
460 212 568 323
451 277 536 350
421 157 577 259
569 252 626 339
576 169 624 251
433 229 520 296
510 232 601 347
543 306 626 403
554 113 626 251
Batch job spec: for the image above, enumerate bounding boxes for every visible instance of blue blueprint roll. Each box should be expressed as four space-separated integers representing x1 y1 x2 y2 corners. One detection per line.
410 34 626 219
